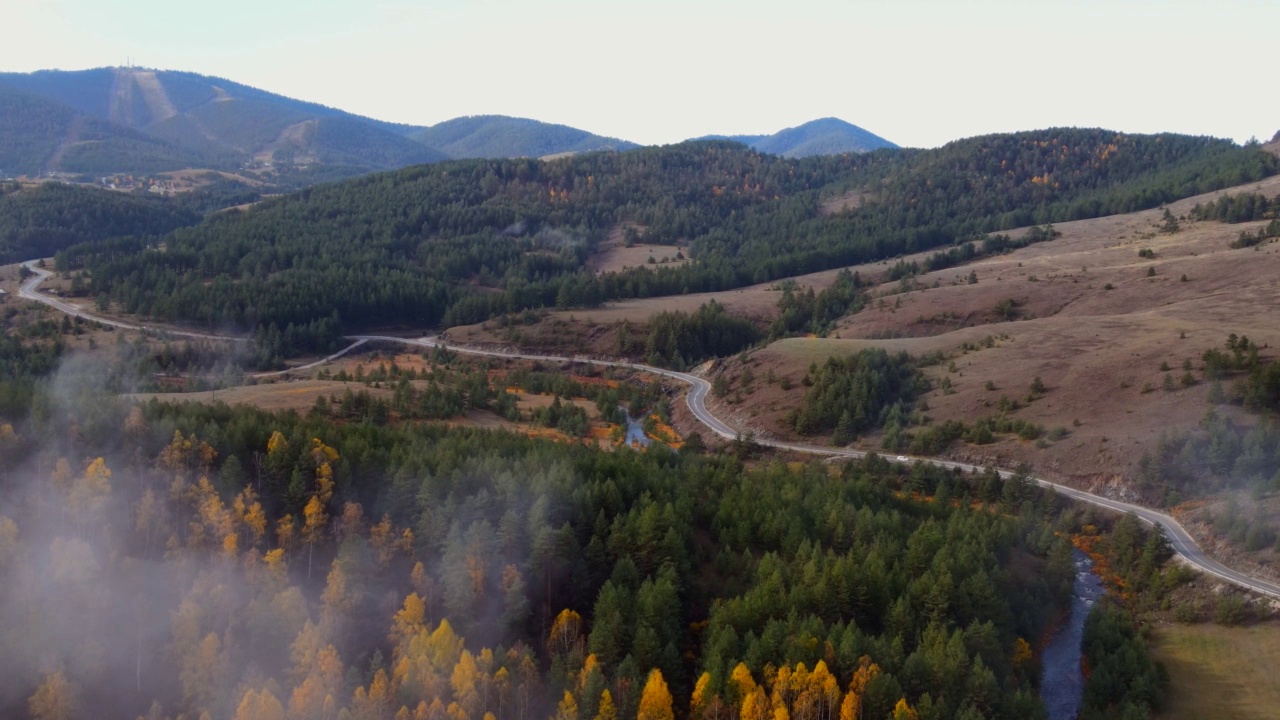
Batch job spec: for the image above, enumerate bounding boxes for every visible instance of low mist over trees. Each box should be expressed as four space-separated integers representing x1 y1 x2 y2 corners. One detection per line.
0 328 1098 719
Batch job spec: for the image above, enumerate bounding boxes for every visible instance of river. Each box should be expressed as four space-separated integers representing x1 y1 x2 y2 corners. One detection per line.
622 408 651 448
1040 549 1106 720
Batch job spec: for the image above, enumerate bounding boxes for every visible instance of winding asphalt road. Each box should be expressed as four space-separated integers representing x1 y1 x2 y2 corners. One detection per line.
18 260 1280 599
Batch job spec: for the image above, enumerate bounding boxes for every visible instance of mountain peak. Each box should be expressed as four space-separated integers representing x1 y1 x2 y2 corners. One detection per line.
750 118 898 157
412 115 638 159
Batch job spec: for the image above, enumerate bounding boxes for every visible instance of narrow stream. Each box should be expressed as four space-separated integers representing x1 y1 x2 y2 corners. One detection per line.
1040 549 1106 720
621 408 651 447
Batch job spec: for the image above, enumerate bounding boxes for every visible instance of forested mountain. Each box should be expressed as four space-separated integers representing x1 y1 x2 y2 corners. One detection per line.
60 128 1277 347
0 68 446 178
0 69 637 178
1 68 909 184
0 179 262 264
413 115 639 159
0 182 197 263
699 118 898 157
0 83 209 176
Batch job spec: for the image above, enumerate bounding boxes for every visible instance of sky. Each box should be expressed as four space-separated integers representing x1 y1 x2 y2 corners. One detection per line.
5 0 1279 149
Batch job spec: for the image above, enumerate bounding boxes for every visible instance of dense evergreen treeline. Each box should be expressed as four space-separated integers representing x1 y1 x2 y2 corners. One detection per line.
769 269 867 338
1188 192 1280 248
884 225 1060 283
1189 192 1278 223
1072 512 1175 720
0 328 63 419
639 302 762 370
789 349 929 443
57 130 1277 347
1078 604 1165 720
0 182 201 264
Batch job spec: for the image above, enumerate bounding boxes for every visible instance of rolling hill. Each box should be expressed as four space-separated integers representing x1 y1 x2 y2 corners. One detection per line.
412 115 639 159
701 117 898 157
58 129 1276 355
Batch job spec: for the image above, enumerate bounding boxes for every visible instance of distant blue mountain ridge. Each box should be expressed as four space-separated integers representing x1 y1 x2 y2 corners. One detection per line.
0 67 897 180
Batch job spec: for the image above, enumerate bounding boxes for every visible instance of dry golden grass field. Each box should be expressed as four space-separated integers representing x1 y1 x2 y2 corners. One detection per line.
585 222 691 275
730 175 1280 489
129 380 389 413
1152 622 1280 720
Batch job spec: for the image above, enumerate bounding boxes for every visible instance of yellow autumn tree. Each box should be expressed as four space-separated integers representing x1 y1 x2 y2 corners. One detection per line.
222 532 239 558
594 690 617 720
28 670 78 720
555 691 579 720
310 438 339 503
123 405 147 448
235 487 268 548
290 621 325 681
391 593 427 647
264 548 288 583
792 660 838 720
690 672 712 720
159 429 217 475
839 656 880 720
741 687 770 720
370 514 396 567
638 669 674 720
1012 637 1033 669
277 514 297 552
288 676 328 720
180 633 228 713
235 688 286 720
729 662 757 699
302 495 327 580
267 430 289 455
451 650 481 718
68 457 112 528
890 699 917 720
336 502 365 541
547 608 584 657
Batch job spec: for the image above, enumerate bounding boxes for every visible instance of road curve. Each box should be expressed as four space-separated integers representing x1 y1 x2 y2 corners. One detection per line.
18 260 1280 599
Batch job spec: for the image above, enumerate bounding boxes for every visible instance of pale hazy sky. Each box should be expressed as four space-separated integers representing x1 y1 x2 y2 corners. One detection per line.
5 0 1278 148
